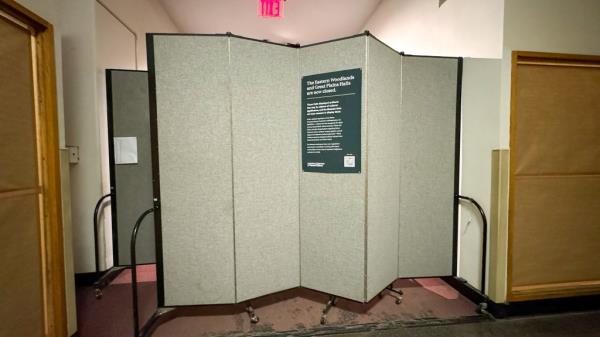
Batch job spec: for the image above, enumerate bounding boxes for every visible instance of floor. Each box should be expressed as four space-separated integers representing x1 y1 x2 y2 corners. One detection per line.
76 266 600 337
341 311 600 337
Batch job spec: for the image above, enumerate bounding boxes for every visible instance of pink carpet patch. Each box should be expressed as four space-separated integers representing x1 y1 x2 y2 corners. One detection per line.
111 264 157 284
415 278 459 299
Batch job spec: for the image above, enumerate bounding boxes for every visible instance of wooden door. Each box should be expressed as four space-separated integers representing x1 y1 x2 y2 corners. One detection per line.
0 1 65 336
508 51 600 301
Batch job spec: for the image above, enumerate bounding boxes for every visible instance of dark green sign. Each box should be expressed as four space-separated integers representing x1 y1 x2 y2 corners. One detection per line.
302 68 362 173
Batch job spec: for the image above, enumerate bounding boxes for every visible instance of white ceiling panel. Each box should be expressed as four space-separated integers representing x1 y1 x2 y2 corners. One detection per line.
158 0 382 45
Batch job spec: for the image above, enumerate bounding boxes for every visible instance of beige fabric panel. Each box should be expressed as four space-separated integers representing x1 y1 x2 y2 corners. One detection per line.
230 38 300 302
398 56 458 278
0 195 44 337
511 175 600 286
365 37 402 301
299 36 367 302
153 35 235 305
514 65 600 175
0 17 37 191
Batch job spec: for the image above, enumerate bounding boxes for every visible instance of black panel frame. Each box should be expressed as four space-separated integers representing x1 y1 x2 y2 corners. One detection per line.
454 58 464 276
106 68 153 268
105 69 118 266
146 33 165 307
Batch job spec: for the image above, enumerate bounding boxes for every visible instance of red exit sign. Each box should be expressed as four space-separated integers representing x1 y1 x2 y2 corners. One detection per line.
258 0 284 18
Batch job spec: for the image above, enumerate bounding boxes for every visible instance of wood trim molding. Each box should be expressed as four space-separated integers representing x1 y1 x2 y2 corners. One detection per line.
507 50 600 303
0 0 50 30
511 281 600 302
514 51 600 64
0 187 41 200
0 1 67 336
488 149 509 303
507 50 519 303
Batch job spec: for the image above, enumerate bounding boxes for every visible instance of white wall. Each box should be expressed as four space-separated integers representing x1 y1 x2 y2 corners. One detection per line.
459 58 501 292
363 0 504 58
499 0 600 148
95 2 137 269
98 0 179 70
57 0 102 276
54 0 179 275
158 0 379 46
94 0 178 270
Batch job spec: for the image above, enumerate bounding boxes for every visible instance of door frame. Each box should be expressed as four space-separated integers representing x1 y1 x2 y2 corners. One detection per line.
0 1 66 335
508 51 600 302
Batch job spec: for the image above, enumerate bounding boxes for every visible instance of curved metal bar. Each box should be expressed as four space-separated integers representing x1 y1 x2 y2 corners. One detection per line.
457 195 488 295
131 208 155 337
94 193 112 273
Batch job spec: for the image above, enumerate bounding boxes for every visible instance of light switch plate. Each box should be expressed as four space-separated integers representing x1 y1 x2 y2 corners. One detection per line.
67 146 79 164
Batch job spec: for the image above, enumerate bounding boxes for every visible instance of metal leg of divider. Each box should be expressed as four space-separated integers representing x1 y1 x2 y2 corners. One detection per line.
320 295 337 325
245 303 259 324
456 194 490 315
131 208 155 337
386 284 403 305
456 195 488 295
94 193 112 273
92 193 113 299
93 266 128 299
138 307 175 337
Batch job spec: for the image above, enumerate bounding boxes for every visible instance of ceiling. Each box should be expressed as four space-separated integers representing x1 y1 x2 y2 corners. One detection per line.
158 0 383 45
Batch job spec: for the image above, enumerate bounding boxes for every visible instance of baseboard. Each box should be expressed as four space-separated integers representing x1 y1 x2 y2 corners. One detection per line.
445 276 600 318
509 281 600 301
489 294 600 318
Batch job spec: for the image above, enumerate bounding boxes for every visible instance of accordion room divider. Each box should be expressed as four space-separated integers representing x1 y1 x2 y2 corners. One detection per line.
146 32 461 307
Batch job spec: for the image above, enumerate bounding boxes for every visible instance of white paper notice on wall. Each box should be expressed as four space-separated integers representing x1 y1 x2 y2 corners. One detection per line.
114 137 138 164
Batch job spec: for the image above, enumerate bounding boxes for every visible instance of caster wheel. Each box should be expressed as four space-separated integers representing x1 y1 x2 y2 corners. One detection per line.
320 317 326 325
395 297 402 305
94 288 103 299
476 302 488 314
250 316 259 324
